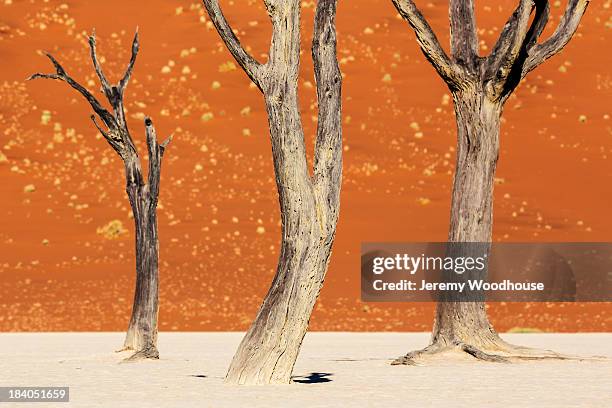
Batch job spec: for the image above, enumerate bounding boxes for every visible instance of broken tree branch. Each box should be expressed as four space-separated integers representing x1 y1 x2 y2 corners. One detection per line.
145 117 165 201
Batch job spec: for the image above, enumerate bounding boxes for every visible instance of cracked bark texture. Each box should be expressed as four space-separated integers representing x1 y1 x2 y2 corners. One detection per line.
30 31 171 360
391 0 589 359
202 0 342 384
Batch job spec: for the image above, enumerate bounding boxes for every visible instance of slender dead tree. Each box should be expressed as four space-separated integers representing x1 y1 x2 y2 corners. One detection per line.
390 0 589 364
202 0 342 384
30 30 171 361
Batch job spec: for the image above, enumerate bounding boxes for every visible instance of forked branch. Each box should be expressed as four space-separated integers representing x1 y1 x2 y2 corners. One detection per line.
88 29 139 138
485 0 534 98
524 0 550 49
520 0 589 78
394 0 588 100
487 0 588 99
29 29 170 185
29 52 121 152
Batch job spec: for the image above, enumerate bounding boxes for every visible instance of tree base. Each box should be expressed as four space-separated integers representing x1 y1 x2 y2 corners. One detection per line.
391 339 602 365
223 375 291 386
224 360 293 385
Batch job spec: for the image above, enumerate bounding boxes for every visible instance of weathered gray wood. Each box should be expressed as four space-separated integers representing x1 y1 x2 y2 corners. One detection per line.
391 0 589 361
433 90 502 349
449 0 478 71
202 0 342 384
30 31 171 360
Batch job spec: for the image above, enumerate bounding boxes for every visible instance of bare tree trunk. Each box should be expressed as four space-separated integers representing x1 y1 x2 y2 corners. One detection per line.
123 160 161 358
224 88 320 384
203 0 342 384
431 91 502 350
30 33 171 361
391 0 589 363
225 92 335 385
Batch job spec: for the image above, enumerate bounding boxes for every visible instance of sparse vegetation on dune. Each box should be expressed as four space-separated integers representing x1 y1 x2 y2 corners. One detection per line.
0 0 609 335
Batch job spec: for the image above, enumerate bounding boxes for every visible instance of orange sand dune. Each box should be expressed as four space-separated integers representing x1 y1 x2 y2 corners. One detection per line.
0 0 610 332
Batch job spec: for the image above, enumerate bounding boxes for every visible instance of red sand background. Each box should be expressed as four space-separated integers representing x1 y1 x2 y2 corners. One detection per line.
0 0 610 332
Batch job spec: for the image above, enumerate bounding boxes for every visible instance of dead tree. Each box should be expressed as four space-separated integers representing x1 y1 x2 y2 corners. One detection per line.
30 30 171 361
202 0 342 384
390 0 589 363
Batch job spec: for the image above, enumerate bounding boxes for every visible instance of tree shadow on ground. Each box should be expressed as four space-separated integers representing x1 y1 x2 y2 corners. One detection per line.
292 372 333 384
188 375 207 378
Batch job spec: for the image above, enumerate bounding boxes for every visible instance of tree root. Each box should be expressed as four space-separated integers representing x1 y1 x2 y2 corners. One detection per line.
391 343 444 366
392 340 605 366
121 346 160 363
460 343 510 363
114 346 134 353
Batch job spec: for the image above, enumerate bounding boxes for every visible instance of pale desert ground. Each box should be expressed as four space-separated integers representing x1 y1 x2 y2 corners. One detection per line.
1 332 611 407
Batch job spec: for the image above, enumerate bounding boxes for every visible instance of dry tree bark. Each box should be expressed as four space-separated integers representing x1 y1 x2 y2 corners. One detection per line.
30 30 171 361
202 0 342 384
390 0 590 364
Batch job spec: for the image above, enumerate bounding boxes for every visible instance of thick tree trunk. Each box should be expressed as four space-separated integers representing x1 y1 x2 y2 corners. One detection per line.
430 90 503 350
225 86 337 385
392 0 590 364
204 0 341 383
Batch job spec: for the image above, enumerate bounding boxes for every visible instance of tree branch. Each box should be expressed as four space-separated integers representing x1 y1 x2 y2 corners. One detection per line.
263 0 302 83
88 30 113 100
521 0 589 78
29 52 117 130
160 134 173 152
313 0 342 233
30 31 145 160
485 0 534 97
145 117 163 200
483 1 552 100
449 0 478 67
87 29 139 149
119 28 140 91
202 0 265 91
525 0 550 49
392 0 466 89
